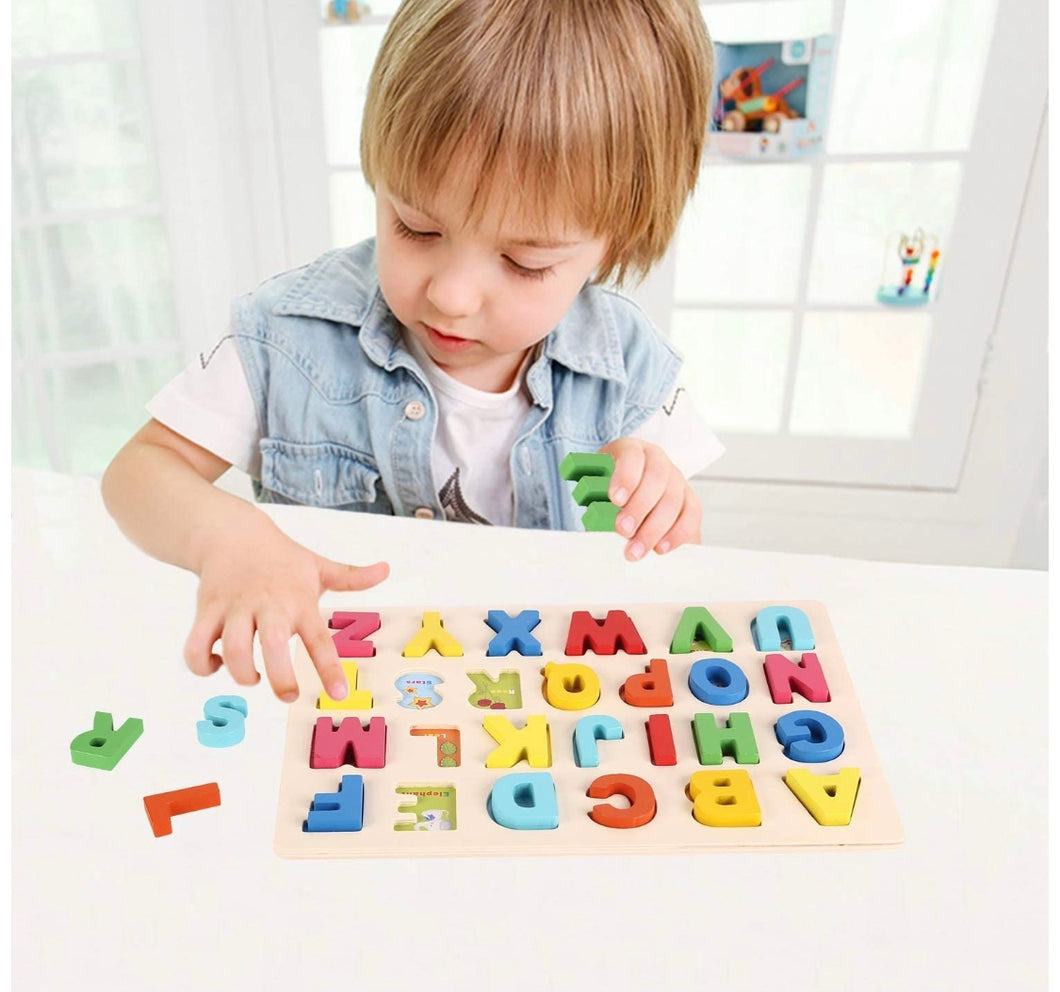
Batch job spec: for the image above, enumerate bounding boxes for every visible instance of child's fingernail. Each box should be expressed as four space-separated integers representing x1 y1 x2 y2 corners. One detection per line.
617 514 635 536
658 540 671 554
328 682 348 700
280 690 298 703
612 487 629 506
628 541 645 561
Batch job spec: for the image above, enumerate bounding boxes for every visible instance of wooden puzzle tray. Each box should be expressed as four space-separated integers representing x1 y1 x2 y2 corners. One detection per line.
275 601 903 857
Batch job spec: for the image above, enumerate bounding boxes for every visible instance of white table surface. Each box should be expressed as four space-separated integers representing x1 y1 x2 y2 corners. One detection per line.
12 469 1048 992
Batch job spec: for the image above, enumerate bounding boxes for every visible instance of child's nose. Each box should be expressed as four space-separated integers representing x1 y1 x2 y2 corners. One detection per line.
425 257 483 319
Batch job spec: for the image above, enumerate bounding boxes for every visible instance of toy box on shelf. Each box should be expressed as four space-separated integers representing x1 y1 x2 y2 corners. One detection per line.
707 35 836 160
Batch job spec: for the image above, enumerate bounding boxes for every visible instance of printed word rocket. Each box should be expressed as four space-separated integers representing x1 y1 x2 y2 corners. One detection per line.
275 601 902 857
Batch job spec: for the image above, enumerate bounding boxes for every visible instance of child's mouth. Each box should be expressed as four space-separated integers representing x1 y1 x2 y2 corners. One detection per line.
425 324 475 353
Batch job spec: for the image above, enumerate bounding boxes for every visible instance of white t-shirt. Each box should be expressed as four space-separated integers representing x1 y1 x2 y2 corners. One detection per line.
147 334 725 526
404 333 533 524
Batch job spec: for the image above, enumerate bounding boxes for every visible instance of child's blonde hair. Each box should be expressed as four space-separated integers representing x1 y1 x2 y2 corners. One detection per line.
361 0 714 286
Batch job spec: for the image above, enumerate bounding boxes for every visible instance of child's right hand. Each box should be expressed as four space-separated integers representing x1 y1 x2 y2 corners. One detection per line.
102 420 389 704
184 515 389 703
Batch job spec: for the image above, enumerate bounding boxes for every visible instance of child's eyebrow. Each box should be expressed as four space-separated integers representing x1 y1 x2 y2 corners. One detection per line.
504 235 580 250
393 195 580 250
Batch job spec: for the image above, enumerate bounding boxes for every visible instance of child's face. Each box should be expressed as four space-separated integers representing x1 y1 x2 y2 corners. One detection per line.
375 173 608 393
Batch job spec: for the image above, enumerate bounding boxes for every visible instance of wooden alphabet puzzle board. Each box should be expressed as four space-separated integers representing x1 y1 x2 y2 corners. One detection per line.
275 601 903 857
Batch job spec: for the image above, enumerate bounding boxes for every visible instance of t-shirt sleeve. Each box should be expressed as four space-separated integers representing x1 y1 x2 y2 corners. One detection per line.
629 377 725 478
145 336 263 477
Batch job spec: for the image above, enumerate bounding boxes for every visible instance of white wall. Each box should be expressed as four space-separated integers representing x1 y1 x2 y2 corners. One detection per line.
692 112 1048 569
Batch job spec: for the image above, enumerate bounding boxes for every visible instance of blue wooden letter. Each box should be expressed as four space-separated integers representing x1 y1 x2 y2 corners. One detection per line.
487 772 559 830
304 774 365 832
774 710 845 763
688 658 750 706
485 610 543 657
573 715 624 768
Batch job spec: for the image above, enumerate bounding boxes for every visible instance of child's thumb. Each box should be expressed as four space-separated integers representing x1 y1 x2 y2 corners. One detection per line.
318 557 390 592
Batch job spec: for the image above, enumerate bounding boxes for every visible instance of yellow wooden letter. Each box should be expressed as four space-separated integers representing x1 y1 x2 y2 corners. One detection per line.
317 661 373 709
483 715 552 768
541 662 601 710
402 611 464 658
688 770 762 827
784 767 861 826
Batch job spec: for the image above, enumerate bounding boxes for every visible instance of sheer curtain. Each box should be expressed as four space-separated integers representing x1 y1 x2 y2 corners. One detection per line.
12 0 182 474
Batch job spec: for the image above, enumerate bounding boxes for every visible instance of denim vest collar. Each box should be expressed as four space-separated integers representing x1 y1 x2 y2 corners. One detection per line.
269 240 628 409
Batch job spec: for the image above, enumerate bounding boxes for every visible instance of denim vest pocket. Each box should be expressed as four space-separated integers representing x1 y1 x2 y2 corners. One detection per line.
259 439 383 509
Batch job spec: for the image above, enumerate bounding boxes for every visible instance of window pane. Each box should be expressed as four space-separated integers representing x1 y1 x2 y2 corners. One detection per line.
789 310 930 438
828 0 998 153
674 164 812 305
807 161 961 305
12 0 139 58
13 217 178 355
12 233 44 355
12 61 159 216
329 170 376 248
40 356 183 475
319 24 388 167
671 309 793 433
703 0 835 43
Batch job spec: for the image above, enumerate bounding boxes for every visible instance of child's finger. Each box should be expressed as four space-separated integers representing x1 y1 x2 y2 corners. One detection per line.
599 439 645 508
219 612 261 688
625 476 685 560
613 446 670 541
298 611 348 702
654 487 704 553
318 557 390 593
256 611 298 702
185 608 224 677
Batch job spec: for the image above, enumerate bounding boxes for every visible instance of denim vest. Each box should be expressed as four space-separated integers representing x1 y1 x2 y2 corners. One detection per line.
231 239 682 531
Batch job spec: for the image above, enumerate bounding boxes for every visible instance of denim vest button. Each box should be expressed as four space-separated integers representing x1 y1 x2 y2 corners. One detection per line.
413 506 434 519
404 400 426 421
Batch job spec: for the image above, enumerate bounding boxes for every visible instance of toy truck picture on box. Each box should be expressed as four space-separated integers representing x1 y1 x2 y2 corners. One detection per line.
709 36 836 159
717 57 804 134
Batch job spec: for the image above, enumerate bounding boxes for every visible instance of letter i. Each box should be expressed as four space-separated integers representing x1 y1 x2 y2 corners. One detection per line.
646 714 677 766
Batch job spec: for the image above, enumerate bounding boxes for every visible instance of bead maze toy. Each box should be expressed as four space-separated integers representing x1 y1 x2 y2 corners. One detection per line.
876 228 941 306
274 601 903 857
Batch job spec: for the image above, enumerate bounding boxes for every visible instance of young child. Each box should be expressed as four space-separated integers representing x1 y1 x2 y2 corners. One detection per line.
102 0 723 704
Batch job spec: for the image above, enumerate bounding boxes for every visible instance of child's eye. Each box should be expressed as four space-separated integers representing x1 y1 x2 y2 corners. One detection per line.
393 217 437 241
505 256 554 281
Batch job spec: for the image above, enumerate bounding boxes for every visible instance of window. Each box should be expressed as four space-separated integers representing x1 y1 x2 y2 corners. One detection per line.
12 0 183 473
291 0 1043 490
667 0 1011 486
318 5 398 247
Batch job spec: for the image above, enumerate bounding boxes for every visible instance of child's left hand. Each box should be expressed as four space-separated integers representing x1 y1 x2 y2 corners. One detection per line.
598 439 703 561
